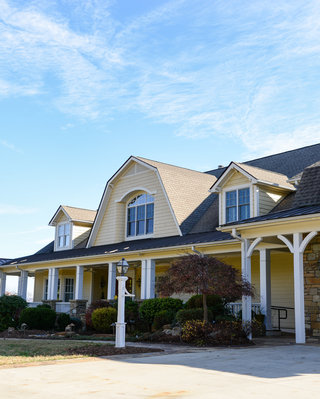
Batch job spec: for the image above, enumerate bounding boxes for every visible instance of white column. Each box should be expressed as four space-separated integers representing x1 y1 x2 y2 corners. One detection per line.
51 268 59 300
293 233 305 344
241 239 252 331
140 260 147 300
0 271 6 296
259 249 272 330
146 259 156 299
47 268 53 300
107 263 117 300
18 270 28 300
75 266 84 300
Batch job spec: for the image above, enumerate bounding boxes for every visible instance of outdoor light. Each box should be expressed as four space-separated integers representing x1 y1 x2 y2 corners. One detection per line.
115 257 134 348
117 258 129 275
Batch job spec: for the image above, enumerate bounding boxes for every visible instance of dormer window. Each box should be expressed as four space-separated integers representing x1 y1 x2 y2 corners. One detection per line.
57 223 71 248
127 194 154 237
226 188 250 223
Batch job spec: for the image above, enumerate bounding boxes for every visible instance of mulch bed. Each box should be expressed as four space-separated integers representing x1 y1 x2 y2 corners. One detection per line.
0 330 49 339
66 345 163 356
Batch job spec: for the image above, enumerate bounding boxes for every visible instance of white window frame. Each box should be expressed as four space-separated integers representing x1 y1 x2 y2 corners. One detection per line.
63 277 75 302
125 193 155 241
55 222 72 251
222 185 252 224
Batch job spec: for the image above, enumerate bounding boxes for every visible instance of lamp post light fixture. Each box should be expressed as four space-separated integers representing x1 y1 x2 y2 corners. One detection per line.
115 258 134 348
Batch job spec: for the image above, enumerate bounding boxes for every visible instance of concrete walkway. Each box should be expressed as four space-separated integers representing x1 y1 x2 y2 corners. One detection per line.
1 344 320 398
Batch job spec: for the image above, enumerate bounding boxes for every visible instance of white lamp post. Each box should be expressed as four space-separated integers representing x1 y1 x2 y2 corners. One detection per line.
115 258 134 348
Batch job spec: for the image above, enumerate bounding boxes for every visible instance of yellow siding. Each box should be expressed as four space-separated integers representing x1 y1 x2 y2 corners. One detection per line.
34 270 47 301
223 170 250 189
94 167 179 246
259 187 283 215
72 224 91 247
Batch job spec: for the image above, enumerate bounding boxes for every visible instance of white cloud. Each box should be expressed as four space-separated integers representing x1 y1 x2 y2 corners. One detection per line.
0 139 23 153
0 204 37 215
1 0 320 156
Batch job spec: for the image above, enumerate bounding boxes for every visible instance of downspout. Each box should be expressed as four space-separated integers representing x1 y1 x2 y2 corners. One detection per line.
191 246 204 257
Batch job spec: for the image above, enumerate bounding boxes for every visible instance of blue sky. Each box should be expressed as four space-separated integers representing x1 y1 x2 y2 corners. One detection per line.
1 0 320 268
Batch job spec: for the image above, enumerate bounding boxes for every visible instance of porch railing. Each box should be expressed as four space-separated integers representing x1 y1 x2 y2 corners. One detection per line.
227 302 261 316
56 302 71 313
27 302 42 308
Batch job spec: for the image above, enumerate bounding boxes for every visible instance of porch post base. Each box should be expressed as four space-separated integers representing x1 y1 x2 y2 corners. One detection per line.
42 300 62 311
69 299 88 317
115 322 126 348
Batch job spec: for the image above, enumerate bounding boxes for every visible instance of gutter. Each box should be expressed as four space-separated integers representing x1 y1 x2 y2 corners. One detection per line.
4 238 239 269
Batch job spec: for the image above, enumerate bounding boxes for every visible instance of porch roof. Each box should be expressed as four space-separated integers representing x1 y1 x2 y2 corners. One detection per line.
221 204 320 227
1 230 233 267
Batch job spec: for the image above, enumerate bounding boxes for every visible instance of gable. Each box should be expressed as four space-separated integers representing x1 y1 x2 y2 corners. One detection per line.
92 161 180 246
223 170 250 190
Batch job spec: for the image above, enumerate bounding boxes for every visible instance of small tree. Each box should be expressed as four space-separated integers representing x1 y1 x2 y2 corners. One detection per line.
157 254 253 322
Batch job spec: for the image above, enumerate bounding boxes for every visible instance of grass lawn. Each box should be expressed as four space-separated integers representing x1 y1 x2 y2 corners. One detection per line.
0 339 161 367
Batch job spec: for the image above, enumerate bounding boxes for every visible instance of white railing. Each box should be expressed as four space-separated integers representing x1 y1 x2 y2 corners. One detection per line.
27 302 42 308
56 302 71 313
227 302 261 316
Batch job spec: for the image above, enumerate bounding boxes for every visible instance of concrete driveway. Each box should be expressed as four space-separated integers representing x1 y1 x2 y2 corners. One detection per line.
1 344 320 398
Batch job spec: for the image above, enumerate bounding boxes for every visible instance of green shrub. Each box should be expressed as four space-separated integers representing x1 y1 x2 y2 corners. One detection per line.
19 307 56 330
152 310 176 331
181 320 214 346
176 308 213 325
56 313 71 331
185 294 221 308
37 304 51 309
185 294 227 320
70 317 83 332
0 295 28 332
139 298 183 326
211 320 250 345
91 307 117 333
85 300 113 329
125 300 139 323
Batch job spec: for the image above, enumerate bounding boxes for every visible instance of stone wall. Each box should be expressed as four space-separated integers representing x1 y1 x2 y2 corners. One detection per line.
304 234 320 337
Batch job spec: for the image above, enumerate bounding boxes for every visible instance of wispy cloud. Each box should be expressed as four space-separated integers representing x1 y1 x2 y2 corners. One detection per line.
1 0 320 156
0 139 23 153
0 204 37 215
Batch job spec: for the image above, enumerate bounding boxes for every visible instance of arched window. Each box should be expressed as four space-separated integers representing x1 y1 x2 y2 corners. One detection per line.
127 194 154 237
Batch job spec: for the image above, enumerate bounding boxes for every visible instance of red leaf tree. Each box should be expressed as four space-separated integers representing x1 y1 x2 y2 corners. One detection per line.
157 254 253 322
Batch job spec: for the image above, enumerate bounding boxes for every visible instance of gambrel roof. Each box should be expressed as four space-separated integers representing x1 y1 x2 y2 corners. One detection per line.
136 157 216 234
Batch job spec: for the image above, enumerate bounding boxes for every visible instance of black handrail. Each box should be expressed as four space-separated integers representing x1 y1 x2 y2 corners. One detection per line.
271 306 294 330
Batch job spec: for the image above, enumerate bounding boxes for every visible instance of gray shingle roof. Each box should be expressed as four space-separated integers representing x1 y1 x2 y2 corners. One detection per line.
293 162 320 207
223 204 320 227
206 143 320 180
3 231 233 266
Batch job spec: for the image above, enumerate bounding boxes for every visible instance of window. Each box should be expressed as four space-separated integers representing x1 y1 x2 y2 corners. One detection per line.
57 223 71 248
226 188 250 223
127 194 154 237
64 278 74 302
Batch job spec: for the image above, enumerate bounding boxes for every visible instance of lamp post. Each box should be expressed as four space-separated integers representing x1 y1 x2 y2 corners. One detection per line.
115 258 134 348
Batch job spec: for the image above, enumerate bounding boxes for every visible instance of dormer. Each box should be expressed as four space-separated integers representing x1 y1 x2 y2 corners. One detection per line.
49 205 96 251
209 162 296 225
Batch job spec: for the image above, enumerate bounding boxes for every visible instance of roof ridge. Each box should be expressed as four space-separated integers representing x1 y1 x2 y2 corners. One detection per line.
206 142 320 174
236 162 290 177
62 205 96 212
135 156 211 176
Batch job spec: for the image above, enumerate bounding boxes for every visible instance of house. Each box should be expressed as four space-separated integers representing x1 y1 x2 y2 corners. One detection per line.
1 144 320 343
